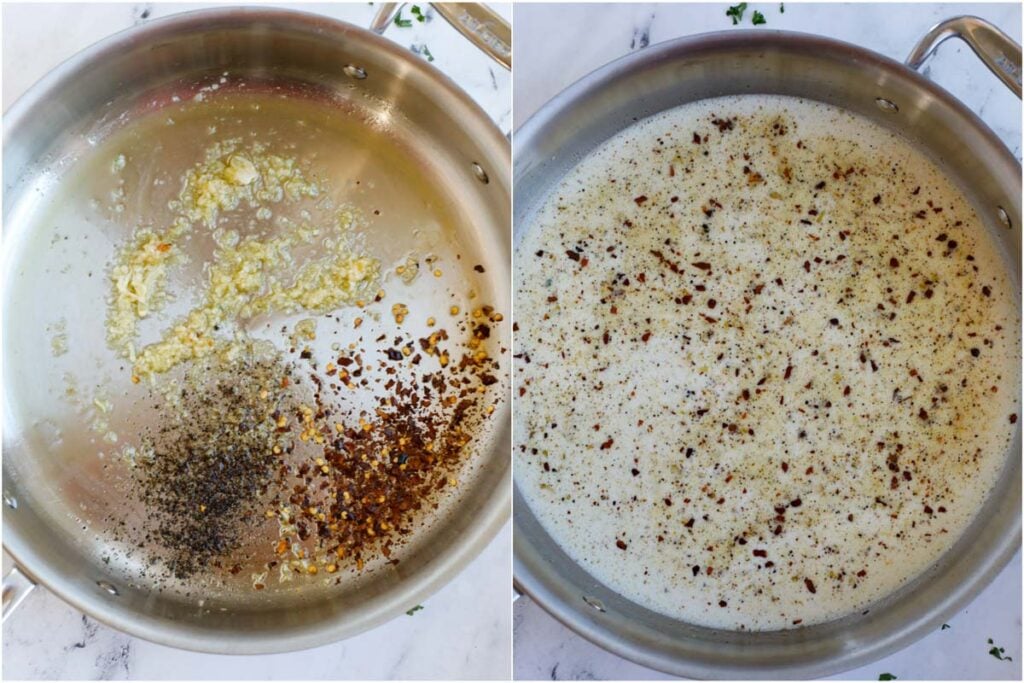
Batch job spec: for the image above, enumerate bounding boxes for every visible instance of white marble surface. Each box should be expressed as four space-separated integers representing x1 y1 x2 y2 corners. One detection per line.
2 2 510 680
512 2 1022 680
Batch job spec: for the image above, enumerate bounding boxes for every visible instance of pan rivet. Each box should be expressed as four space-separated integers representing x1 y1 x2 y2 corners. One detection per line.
874 98 899 113
97 580 119 596
344 65 367 80
997 206 1012 229
3 493 16 509
582 595 606 613
471 162 489 185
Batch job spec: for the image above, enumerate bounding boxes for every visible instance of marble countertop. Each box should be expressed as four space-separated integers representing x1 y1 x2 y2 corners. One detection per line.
512 2 1022 681
2 3 510 680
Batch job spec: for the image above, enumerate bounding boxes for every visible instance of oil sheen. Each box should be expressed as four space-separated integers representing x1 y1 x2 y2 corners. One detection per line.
514 95 1020 630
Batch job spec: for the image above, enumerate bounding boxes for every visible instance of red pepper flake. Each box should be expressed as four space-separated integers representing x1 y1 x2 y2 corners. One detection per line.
790 498 802 507
602 331 611 345
784 365 794 380
692 261 712 271
641 331 652 343
565 250 580 261
752 549 768 558
1011 414 1018 424
781 461 789 472
707 299 717 309
843 385 851 396
692 564 700 576
600 438 614 450
616 539 628 550
889 257 899 268
924 504 934 515
651 250 684 275
804 578 816 594
906 290 916 304
692 132 702 144
982 285 991 297
856 569 867 577
718 600 727 607
634 195 648 206
873 194 881 204
918 407 929 420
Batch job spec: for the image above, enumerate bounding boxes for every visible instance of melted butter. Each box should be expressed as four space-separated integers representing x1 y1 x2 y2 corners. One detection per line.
514 95 1020 630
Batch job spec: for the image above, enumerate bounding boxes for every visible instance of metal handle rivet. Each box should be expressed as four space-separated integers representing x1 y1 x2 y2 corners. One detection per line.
97 580 119 596
3 493 16 509
343 65 367 80
582 595 606 612
875 98 899 113
997 206 1012 229
472 162 489 184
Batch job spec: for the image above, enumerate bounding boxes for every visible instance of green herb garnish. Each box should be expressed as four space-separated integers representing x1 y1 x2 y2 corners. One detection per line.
394 9 413 28
752 10 766 25
878 675 897 681
988 638 1013 661
780 3 785 12
422 45 435 62
406 604 424 616
726 3 747 25
941 623 950 630
411 5 426 22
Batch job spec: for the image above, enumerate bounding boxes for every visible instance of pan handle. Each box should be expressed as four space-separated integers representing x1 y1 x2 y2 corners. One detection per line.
2 566 35 622
370 3 511 70
906 15 1022 99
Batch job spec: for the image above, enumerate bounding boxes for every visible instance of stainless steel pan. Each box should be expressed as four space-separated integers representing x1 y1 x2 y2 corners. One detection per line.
513 17 1021 679
3 6 510 654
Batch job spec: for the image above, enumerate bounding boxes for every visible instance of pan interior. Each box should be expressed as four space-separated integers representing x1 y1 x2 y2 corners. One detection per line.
3 72 509 625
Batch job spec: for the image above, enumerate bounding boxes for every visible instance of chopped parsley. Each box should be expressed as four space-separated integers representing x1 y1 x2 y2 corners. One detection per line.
752 10 767 25
393 9 413 28
411 5 426 22
726 3 747 25
988 638 1013 661
878 675 897 681
780 2 785 12
941 623 950 630
406 604 424 616
422 45 435 62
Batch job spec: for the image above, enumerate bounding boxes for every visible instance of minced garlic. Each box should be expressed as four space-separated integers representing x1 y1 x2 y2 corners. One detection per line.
107 141 379 379
173 140 320 228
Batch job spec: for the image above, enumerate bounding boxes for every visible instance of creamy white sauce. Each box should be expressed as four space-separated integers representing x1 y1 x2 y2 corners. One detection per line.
514 95 1020 631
